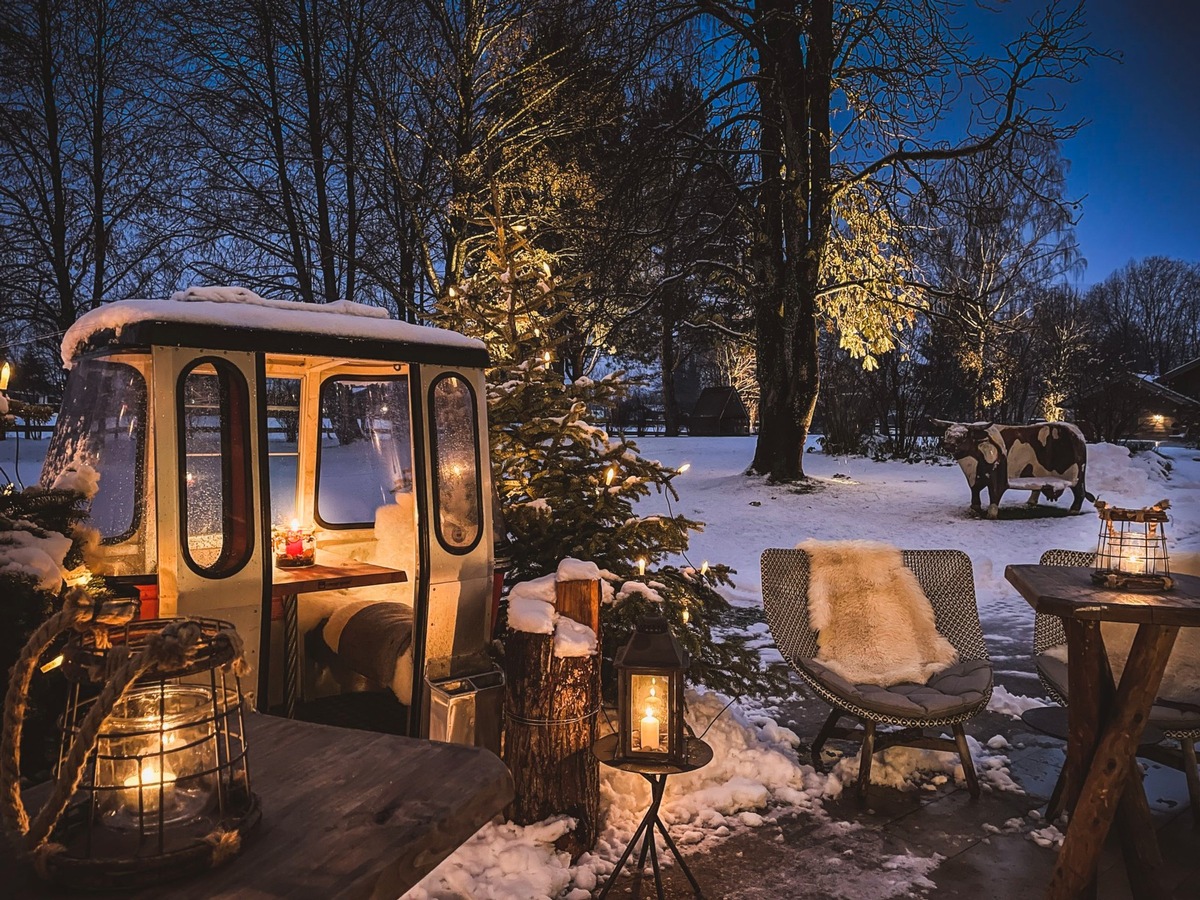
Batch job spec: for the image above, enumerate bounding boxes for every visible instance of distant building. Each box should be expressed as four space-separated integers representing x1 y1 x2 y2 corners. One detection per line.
688 386 750 436
1070 372 1200 443
1159 356 1200 404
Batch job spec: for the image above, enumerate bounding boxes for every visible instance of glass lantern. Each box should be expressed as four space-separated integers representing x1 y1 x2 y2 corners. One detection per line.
1092 499 1173 591
614 612 689 767
53 617 260 890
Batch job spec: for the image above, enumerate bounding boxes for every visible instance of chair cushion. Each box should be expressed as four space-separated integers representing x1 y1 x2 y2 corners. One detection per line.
1036 650 1200 736
797 656 992 720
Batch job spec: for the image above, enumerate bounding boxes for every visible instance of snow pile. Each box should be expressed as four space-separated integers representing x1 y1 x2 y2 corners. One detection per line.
553 617 597 657
0 521 73 591
505 561 601 657
50 463 101 499
614 580 664 604
987 684 1050 717
1086 442 1168 504
61 289 482 367
402 817 583 900
171 285 389 318
831 733 1022 795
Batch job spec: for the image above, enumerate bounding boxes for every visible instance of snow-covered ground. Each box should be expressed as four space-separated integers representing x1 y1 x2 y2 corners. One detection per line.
6 432 1198 898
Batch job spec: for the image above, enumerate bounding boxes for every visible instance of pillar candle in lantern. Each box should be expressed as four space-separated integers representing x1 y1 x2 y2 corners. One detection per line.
123 760 177 813
639 708 660 751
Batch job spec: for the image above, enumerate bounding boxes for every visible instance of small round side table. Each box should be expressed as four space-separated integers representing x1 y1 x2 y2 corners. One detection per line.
592 733 714 899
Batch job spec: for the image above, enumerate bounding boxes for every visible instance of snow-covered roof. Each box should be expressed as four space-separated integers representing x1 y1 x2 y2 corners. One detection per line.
61 286 486 368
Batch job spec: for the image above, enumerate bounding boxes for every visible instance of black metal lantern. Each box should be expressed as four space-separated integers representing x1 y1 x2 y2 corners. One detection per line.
1092 499 1173 591
614 612 689 766
50 616 260 890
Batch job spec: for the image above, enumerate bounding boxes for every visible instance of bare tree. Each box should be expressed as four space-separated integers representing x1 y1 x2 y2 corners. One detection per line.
693 0 1102 480
0 0 179 366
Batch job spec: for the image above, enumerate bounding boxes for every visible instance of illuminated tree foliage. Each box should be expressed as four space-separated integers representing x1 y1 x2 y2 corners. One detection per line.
444 208 769 697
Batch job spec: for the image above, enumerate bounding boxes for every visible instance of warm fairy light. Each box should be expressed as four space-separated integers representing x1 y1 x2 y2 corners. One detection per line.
681 607 690 624
678 462 691 474
0 361 10 391
447 285 457 298
700 560 709 575
185 472 195 487
637 557 646 576
40 654 64 674
605 466 615 485
542 351 551 364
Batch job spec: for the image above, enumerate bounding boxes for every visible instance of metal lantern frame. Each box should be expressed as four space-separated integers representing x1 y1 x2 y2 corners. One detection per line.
52 616 260 890
1092 499 1173 592
614 612 689 767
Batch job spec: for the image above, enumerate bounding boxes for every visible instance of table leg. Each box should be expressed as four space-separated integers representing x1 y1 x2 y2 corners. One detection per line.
1048 623 1178 900
283 592 300 719
1060 619 1109 817
597 775 666 900
655 815 705 896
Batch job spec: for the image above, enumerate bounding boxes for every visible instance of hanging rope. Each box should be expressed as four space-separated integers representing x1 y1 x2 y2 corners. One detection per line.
1 596 247 869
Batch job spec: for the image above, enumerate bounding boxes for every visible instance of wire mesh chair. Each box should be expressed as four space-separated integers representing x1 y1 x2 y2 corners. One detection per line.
1034 548 1200 823
761 548 993 802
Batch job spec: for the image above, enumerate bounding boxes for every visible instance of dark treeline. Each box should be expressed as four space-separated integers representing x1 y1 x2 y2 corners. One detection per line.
1 1 1189 474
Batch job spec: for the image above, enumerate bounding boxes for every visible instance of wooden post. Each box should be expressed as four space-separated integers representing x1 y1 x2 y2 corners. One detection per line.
503 579 601 858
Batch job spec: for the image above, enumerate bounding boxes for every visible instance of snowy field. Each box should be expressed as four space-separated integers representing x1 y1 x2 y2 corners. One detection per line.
5 432 1198 898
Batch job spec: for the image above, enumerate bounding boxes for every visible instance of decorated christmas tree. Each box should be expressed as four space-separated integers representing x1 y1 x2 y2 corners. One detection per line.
438 198 768 698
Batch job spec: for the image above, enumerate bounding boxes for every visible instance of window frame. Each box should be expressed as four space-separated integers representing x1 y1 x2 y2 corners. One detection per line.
428 372 484 556
314 374 414 530
176 356 255 578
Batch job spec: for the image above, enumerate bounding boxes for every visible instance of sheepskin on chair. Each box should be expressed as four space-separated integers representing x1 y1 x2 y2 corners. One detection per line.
798 539 958 687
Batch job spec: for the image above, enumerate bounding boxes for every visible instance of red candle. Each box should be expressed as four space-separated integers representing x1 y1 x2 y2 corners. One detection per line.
285 520 304 558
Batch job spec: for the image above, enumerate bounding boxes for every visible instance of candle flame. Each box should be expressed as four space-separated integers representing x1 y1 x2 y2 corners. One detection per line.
289 518 301 531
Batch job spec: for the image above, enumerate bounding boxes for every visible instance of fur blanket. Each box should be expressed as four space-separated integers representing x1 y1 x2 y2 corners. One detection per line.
799 540 958 687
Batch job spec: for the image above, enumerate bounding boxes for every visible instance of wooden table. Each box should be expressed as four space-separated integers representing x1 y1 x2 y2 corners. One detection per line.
1005 564 1200 900
272 559 407 717
2 714 513 900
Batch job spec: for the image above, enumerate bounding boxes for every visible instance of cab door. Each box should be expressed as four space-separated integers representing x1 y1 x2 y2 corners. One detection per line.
151 347 269 702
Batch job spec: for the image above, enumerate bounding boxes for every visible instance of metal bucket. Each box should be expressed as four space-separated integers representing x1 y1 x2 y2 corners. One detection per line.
427 667 505 754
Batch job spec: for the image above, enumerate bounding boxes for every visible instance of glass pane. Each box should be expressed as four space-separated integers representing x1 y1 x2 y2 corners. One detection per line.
431 375 480 551
180 360 252 575
42 356 147 541
631 673 668 753
265 378 301 525
316 378 413 526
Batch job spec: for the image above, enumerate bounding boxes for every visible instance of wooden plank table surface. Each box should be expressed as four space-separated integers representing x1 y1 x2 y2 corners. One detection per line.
1005 564 1200 900
2 714 513 900
271 558 408 598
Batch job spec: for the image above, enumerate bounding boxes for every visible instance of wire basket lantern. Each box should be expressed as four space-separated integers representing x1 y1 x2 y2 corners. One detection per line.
1092 499 1173 592
0 598 260 892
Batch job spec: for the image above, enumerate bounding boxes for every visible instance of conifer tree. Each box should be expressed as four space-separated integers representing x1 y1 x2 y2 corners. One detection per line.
437 196 769 698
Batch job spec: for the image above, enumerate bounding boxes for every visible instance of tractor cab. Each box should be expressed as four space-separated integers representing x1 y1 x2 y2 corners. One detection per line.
42 287 502 748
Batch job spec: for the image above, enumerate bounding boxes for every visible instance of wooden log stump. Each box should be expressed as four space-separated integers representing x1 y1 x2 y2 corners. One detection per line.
503 579 600 858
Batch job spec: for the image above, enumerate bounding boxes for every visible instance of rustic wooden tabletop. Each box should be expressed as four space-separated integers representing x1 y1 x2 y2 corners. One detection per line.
2 714 513 900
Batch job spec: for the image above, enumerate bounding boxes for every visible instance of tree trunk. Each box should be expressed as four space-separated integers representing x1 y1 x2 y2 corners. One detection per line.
661 311 680 437
502 580 600 859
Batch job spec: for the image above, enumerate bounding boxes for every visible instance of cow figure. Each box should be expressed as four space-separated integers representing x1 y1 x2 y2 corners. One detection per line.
934 420 1088 520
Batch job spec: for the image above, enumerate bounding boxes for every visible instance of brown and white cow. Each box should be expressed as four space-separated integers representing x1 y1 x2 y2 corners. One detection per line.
934 420 1088 519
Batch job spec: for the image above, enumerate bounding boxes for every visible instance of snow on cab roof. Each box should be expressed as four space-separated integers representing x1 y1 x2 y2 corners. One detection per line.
61 286 485 368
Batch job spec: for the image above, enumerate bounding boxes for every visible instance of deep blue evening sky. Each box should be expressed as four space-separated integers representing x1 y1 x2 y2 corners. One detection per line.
992 0 1200 285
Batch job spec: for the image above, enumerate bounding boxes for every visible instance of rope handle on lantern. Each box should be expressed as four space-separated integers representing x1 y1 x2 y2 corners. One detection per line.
0 594 247 867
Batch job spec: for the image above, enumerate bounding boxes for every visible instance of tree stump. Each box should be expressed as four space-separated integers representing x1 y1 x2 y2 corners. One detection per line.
503 579 600 858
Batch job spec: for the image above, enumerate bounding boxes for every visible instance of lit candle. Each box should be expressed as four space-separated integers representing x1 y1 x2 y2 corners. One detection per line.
640 707 660 751
123 761 177 813
1125 553 1145 575
285 519 304 558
